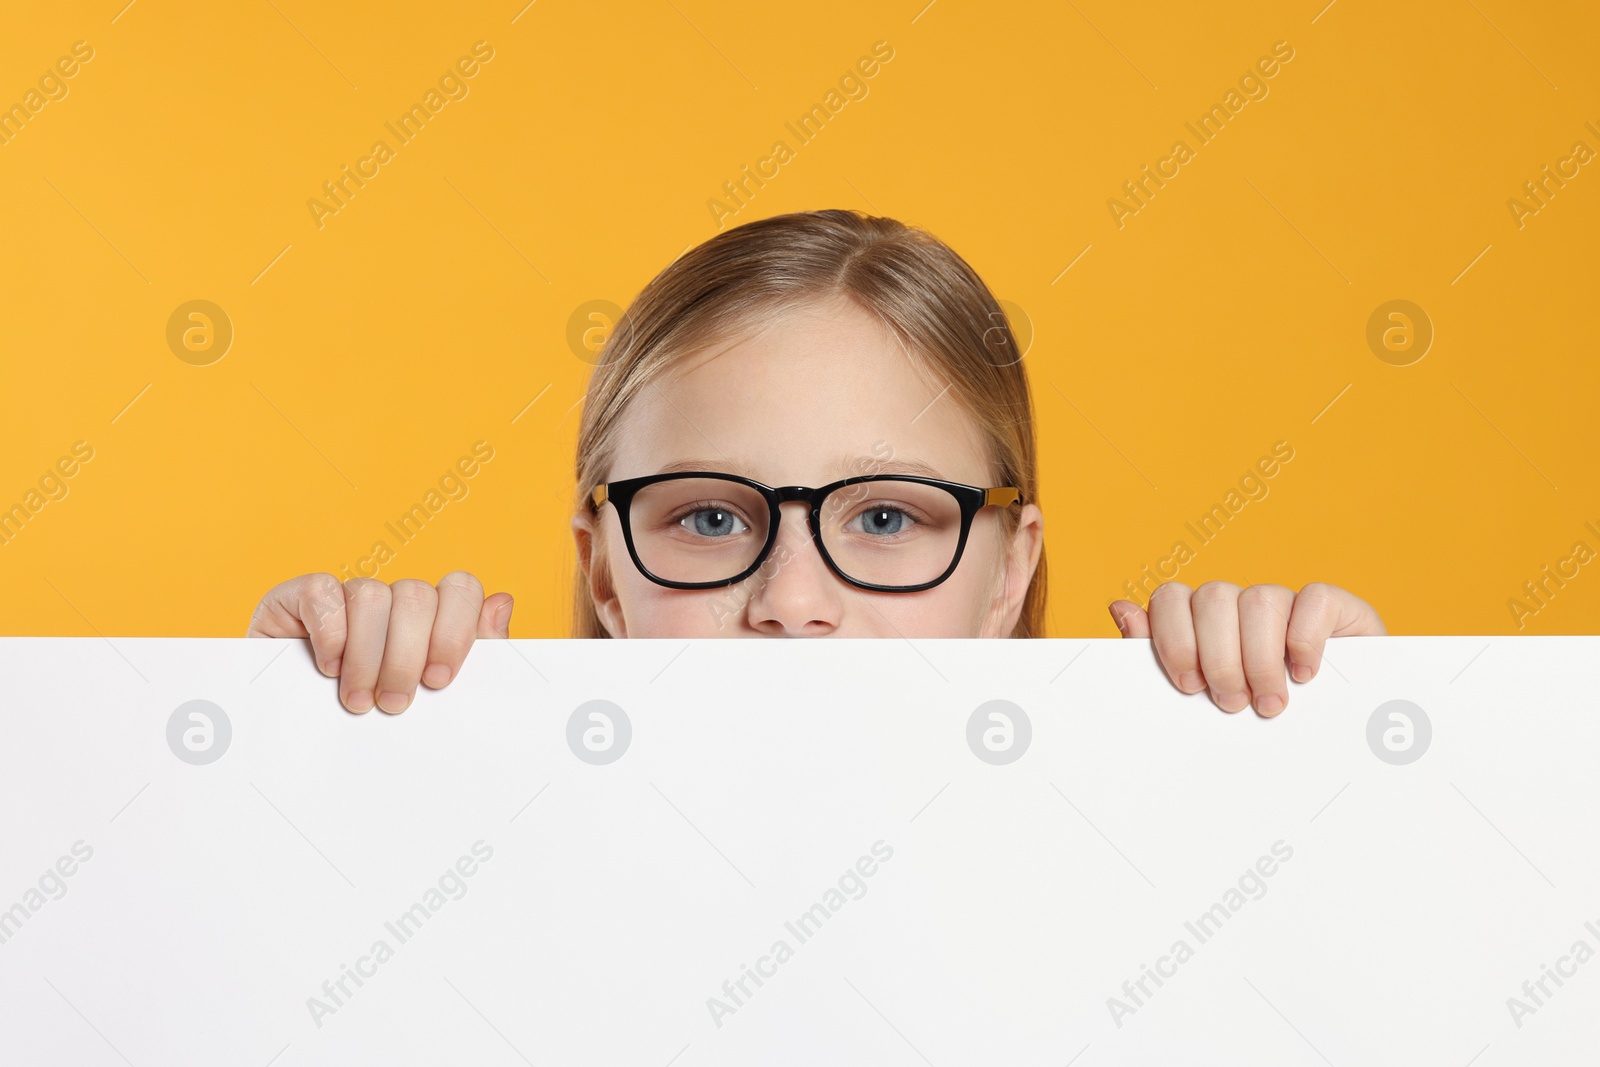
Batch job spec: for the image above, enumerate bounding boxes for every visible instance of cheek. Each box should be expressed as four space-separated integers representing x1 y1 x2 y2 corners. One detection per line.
857 563 994 637
866 590 981 636
609 547 729 637
630 589 729 637
946 525 1011 634
845 518 1010 637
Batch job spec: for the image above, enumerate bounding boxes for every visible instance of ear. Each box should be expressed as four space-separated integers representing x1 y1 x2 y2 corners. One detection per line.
984 502 1043 638
570 509 627 638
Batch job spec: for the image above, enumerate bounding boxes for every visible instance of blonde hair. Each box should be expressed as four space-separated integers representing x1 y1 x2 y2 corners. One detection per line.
572 209 1046 637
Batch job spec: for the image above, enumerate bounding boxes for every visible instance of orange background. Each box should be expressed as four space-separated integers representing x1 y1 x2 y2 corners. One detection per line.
1 0 1596 638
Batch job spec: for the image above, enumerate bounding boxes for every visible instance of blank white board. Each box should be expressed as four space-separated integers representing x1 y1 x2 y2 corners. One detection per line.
0 635 1596 1066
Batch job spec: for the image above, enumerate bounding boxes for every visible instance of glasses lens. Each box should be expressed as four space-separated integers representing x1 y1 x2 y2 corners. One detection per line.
629 477 771 584
819 478 963 588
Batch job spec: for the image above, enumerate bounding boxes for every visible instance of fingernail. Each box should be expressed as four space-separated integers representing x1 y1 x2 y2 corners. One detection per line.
1290 663 1313 683
321 657 341 677
1108 604 1128 636
1213 690 1250 713
345 689 374 712
423 663 452 688
1178 671 1204 693
376 691 411 714
1255 694 1285 716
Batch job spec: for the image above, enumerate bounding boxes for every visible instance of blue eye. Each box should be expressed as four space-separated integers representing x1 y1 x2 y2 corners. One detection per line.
682 507 749 538
846 502 925 538
858 507 909 535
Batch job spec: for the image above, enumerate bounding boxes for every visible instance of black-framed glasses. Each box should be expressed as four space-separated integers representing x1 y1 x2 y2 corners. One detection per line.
589 471 1024 593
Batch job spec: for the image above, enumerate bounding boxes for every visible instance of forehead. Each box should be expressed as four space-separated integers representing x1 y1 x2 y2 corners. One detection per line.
606 298 995 487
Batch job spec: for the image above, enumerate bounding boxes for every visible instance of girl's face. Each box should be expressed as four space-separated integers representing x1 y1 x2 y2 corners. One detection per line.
571 297 1044 638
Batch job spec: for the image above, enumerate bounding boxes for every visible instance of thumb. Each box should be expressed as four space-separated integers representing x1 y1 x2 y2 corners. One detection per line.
478 592 514 638
1109 599 1150 638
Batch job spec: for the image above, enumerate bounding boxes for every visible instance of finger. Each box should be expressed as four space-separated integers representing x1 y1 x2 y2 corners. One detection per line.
1238 584 1295 717
479 591 514 638
299 575 351 677
246 576 313 638
338 578 392 714
1284 582 1386 682
375 579 439 714
246 574 349 678
1191 581 1248 712
1108 599 1149 638
424 571 487 689
1146 583 1205 694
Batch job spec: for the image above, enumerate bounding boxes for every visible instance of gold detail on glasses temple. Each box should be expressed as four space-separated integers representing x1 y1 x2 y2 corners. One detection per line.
591 485 608 509
985 487 1022 508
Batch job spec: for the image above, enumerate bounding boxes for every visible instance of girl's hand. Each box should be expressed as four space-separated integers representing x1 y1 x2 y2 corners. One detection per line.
1108 582 1384 718
246 572 513 714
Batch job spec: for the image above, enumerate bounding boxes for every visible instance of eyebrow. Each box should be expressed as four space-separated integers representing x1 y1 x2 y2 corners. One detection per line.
652 454 950 482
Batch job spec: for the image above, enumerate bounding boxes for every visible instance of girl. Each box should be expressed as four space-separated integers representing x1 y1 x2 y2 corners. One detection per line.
247 210 1384 717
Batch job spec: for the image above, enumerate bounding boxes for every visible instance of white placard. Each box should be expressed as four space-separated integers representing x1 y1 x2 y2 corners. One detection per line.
1 635 1596 1065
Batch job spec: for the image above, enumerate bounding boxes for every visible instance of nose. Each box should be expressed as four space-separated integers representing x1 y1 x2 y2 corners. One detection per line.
742 502 843 636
